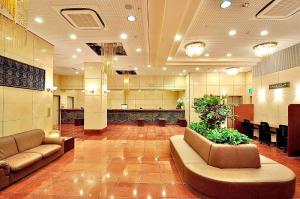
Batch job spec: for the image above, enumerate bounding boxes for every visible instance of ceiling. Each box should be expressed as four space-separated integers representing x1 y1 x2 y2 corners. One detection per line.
26 0 300 76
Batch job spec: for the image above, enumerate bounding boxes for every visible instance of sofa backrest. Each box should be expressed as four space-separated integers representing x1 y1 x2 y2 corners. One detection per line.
184 128 261 168
184 128 213 163
13 129 45 152
0 136 19 160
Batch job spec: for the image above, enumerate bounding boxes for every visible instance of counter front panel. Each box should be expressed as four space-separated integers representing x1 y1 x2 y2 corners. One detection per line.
108 109 185 124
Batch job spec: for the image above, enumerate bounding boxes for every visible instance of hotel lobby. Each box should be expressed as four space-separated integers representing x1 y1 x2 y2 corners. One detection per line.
1 0 300 198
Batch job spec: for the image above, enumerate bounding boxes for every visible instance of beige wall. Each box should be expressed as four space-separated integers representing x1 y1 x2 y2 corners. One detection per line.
108 75 186 90
84 63 107 130
253 66 300 125
186 72 252 123
53 74 84 109
108 90 185 109
0 16 54 137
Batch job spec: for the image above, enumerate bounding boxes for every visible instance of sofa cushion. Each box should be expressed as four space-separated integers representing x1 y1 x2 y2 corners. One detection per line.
13 129 45 152
24 144 62 158
4 153 42 172
260 155 277 164
170 135 207 164
208 144 261 168
184 128 212 163
0 136 18 160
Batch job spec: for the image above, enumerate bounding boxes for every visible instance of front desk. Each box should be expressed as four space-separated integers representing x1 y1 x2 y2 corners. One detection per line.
108 109 185 124
61 109 84 124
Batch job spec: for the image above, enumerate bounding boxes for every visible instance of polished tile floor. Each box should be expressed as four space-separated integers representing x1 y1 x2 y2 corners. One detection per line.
0 124 300 198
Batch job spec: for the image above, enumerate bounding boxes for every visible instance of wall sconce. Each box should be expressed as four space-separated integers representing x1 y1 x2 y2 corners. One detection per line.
274 89 283 102
46 86 57 93
88 85 97 93
258 88 266 102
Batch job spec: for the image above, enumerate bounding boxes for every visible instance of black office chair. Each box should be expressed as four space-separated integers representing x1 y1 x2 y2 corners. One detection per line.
276 125 288 152
259 122 275 145
241 119 254 139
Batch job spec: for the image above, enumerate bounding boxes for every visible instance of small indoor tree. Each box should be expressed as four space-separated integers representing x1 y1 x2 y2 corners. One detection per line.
192 95 234 129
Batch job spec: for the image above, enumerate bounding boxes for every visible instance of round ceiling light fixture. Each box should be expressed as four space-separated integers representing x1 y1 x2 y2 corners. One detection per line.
253 42 278 57
226 67 239 75
127 15 136 22
184 41 206 57
220 0 232 9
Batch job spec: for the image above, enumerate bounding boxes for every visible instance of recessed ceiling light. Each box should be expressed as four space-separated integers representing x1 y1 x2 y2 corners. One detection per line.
72 55 77 58
120 33 128 40
226 67 239 75
205 53 210 57
113 57 118 61
69 34 77 40
5 36 12 40
127 15 136 22
136 48 142 52
147 64 151 68
41 49 46 52
227 53 232 57
229 29 237 36
163 67 167 71
167 57 172 61
75 71 79 75
76 48 82 52
260 30 269 36
34 17 43 24
174 34 182 41
220 0 232 9
196 67 200 71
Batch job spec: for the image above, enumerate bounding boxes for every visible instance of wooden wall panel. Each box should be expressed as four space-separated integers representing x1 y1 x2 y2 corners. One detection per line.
233 104 254 133
288 104 300 156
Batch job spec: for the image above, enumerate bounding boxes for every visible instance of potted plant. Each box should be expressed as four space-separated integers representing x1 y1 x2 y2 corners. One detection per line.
176 98 184 109
189 95 250 145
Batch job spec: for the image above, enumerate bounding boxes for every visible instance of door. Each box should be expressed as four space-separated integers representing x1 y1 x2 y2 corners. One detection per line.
53 95 60 129
67 96 74 109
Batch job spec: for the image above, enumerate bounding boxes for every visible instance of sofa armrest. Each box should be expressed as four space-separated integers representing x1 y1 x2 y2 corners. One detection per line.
43 137 64 147
0 161 10 176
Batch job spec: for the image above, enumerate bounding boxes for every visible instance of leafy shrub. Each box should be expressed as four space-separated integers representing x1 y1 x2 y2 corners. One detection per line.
189 122 251 145
192 95 234 129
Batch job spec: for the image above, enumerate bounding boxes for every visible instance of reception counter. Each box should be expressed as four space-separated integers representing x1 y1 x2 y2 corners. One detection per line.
107 109 185 124
61 109 84 124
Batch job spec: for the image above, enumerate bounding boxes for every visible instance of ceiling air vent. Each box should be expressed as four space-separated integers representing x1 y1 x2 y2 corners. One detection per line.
257 0 300 19
60 8 105 30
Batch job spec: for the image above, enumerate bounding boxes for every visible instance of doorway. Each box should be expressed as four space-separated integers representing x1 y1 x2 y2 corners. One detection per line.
67 96 75 109
53 95 60 129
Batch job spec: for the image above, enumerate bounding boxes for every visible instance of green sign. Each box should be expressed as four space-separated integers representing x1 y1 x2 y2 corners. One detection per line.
248 88 253 94
269 82 290 90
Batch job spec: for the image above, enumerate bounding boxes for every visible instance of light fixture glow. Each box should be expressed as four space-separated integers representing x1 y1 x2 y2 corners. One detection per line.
120 33 128 40
183 69 187 73
5 36 12 40
167 57 172 61
34 17 43 23
258 88 266 102
260 30 269 36
196 67 200 71
113 57 118 61
136 48 142 52
76 48 82 52
174 34 182 41
220 0 232 9
69 34 77 40
226 67 239 75
205 53 210 57
229 29 237 36
41 49 47 52
184 41 206 57
75 71 79 75
163 67 167 71
72 55 77 58
127 15 136 22
227 53 232 57
253 42 278 57
134 67 138 70
147 64 151 68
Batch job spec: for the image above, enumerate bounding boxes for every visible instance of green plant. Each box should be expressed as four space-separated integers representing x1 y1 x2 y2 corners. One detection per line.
176 98 184 109
188 123 251 145
192 95 234 129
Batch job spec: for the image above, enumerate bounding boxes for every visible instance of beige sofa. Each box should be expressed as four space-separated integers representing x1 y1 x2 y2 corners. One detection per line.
0 129 64 190
170 128 296 199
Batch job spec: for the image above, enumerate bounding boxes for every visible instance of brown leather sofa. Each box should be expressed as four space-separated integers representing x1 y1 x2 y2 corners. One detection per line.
170 128 296 199
0 129 64 190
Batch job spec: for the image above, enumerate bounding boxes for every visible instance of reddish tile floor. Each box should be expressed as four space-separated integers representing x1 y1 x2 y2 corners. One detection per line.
0 124 300 199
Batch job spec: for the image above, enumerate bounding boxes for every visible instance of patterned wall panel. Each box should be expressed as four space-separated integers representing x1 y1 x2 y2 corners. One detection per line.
0 55 45 91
